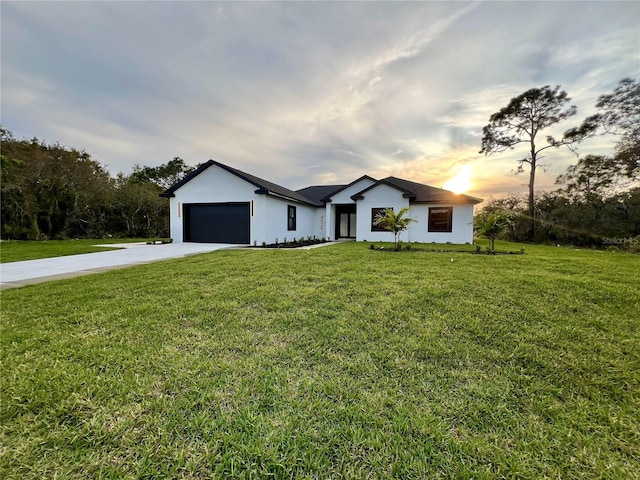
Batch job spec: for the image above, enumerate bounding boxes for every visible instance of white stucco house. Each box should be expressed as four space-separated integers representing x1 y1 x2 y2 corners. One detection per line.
160 160 482 245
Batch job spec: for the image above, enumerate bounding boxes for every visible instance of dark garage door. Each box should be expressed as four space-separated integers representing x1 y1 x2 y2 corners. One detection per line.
184 203 250 244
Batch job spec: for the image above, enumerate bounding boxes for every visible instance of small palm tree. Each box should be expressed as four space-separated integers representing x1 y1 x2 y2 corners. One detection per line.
473 210 512 253
373 207 416 251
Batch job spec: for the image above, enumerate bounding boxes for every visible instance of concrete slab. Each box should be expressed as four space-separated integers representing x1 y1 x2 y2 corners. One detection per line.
0 243 237 289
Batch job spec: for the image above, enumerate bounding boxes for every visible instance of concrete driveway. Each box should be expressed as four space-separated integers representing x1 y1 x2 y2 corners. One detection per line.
0 242 238 289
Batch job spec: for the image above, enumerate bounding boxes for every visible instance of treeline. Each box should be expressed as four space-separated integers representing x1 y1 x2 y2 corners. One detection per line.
479 78 639 249
482 187 639 248
0 127 194 240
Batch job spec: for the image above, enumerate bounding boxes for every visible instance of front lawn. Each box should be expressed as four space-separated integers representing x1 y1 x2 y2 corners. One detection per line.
0 238 156 263
1 242 638 478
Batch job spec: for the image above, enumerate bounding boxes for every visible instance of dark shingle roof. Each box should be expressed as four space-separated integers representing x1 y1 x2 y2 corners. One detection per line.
318 175 377 201
296 175 378 203
160 161 483 206
352 176 483 204
296 185 345 204
160 160 322 206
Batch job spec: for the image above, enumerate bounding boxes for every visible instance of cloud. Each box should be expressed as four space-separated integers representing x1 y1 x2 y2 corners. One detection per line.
1 0 638 199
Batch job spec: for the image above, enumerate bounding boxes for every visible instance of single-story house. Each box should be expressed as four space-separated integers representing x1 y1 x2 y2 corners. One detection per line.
160 160 482 245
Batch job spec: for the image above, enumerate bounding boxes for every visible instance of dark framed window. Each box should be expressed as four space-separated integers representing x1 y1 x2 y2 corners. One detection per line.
287 205 297 231
428 207 453 232
371 207 391 231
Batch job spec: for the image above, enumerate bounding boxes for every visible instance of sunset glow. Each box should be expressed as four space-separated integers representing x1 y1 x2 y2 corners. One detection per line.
442 165 473 194
1 2 635 199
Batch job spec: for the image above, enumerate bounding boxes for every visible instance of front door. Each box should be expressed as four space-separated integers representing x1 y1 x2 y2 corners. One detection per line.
335 205 356 239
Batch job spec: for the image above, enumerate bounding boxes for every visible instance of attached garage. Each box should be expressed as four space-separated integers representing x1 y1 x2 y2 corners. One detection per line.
183 202 250 244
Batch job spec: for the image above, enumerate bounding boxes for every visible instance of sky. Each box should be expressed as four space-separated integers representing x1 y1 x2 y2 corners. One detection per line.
2 1 639 200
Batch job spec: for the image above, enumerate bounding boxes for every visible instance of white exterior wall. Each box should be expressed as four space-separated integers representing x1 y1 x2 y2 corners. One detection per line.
354 184 410 243
323 203 332 240
325 178 376 240
169 197 182 240
329 178 376 204
169 165 259 242
251 194 268 245
263 195 317 244
408 203 475 244
351 182 477 244
314 208 327 240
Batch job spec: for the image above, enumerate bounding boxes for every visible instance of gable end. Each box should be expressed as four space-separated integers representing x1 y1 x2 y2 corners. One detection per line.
160 160 321 206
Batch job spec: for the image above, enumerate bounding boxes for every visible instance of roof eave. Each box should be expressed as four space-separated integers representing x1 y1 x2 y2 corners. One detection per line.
323 175 377 201
256 189 321 207
408 197 484 205
350 178 415 200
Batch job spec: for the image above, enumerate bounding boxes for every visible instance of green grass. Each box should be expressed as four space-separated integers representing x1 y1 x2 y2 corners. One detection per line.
0 238 156 263
1 241 638 478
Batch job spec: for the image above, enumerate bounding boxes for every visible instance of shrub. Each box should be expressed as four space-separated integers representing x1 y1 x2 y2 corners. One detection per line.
372 207 416 251
474 210 512 254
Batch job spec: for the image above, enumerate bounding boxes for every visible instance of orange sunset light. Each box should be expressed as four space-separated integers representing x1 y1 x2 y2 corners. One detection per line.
442 165 473 194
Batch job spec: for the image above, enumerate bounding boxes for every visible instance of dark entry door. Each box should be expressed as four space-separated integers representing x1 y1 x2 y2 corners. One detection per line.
335 205 356 239
183 203 250 244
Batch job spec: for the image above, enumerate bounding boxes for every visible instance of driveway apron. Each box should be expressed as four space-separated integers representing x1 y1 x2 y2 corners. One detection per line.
0 243 237 289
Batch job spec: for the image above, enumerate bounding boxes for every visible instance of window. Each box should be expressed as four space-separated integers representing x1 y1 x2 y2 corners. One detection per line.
428 207 453 232
287 205 297 231
371 207 390 231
